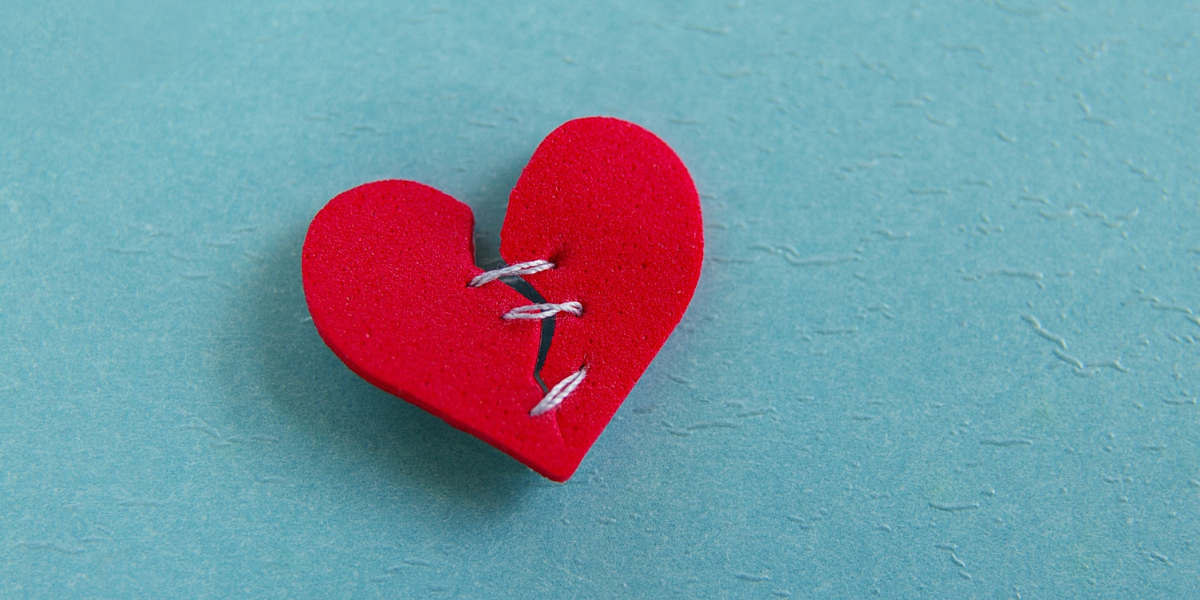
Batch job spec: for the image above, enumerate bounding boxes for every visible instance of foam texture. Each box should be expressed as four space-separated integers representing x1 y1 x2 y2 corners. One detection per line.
303 119 702 482
303 180 550 474
503 117 704 472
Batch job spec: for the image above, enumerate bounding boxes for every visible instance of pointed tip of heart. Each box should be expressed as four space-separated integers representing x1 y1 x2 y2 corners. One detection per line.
529 461 577 484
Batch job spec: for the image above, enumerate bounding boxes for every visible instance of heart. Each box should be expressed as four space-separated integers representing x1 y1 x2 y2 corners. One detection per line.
302 117 703 481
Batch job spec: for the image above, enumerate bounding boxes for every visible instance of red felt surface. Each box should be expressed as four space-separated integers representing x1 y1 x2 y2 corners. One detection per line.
302 181 548 472
302 118 702 482
502 117 704 472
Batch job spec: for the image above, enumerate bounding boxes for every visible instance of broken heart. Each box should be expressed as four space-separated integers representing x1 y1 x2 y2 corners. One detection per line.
302 117 703 481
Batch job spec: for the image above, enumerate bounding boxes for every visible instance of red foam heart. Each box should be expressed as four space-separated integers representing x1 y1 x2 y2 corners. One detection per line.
302 117 703 481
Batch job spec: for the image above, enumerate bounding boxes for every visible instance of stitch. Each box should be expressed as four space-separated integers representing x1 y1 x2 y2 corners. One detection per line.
530 367 588 416
468 259 554 287
469 259 587 415
503 301 583 320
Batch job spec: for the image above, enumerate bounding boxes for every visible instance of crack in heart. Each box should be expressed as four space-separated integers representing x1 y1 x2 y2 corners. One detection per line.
490 271 557 394
474 264 588 416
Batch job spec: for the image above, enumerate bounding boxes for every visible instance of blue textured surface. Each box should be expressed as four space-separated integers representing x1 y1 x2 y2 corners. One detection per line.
3 1 1199 597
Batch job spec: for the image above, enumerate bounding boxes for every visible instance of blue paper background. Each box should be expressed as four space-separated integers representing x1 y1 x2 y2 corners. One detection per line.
3 1 1199 597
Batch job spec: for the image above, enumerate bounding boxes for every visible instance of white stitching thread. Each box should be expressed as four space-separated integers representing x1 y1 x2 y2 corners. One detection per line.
469 258 586 416
530 367 588 416
503 302 583 320
468 260 554 287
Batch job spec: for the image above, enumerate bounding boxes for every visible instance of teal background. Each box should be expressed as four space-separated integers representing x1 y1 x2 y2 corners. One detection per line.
3 1 1199 598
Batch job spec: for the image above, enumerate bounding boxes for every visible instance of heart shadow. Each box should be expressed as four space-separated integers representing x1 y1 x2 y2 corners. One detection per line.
213 169 552 517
